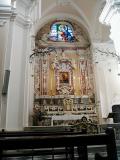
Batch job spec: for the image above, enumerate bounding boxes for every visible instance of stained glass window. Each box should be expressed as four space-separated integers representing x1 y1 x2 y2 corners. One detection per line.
49 22 74 42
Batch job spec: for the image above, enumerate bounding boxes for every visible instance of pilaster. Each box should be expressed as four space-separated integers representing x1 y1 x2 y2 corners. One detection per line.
99 0 120 56
92 42 120 121
4 0 34 130
0 1 17 130
0 1 16 27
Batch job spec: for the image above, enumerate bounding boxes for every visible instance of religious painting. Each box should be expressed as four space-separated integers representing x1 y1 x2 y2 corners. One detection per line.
53 59 74 95
49 21 75 42
59 72 69 84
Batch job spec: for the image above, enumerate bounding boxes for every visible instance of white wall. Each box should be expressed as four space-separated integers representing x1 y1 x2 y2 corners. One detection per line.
0 22 10 129
0 0 11 6
93 42 120 123
6 24 24 130
4 0 32 130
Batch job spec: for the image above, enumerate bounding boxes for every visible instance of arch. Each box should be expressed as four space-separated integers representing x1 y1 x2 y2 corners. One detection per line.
28 5 98 127
41 0 91 32
34 13 94 44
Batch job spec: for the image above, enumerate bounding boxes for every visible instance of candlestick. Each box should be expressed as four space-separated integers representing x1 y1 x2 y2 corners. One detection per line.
73 76 76 94
51 73 53 91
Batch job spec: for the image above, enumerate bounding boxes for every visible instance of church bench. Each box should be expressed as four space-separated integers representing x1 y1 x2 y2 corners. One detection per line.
0 130 85 137
0 127 118 160
0 130 88 159
0 129 88 159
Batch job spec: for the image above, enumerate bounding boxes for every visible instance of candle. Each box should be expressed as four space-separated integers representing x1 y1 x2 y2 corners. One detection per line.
51 78 52 90
73 76 75 94
79 77 81 93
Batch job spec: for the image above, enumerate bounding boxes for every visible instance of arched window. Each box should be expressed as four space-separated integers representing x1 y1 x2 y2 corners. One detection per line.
49 21 74 42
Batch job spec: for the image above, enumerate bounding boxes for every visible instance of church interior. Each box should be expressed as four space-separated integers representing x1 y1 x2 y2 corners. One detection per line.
0 0 120 159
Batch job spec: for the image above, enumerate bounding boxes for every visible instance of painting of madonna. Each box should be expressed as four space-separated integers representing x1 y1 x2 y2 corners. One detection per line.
60 72 69 83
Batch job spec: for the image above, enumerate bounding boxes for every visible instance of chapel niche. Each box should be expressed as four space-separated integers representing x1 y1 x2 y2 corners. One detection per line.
31 20 98 127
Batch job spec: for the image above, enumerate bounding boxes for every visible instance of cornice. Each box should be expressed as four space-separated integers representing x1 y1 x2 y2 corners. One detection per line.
15 13 32 28
0 4 17 27
0 20 6 27
99 0 120 25
14 0 34 28
0 0 33 27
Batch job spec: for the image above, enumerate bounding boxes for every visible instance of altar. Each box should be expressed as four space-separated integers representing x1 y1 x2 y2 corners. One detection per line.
31 20 99 127
51 114 89 126
33 95 98 126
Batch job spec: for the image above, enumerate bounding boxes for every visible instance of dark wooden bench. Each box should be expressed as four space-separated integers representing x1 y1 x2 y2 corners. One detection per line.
0 127 118 160
0 130 84 137
0 129 88 159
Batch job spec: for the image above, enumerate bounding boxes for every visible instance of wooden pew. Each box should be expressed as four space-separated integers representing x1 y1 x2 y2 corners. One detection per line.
0 129 87 159
0 130 84 137
0 127 118 160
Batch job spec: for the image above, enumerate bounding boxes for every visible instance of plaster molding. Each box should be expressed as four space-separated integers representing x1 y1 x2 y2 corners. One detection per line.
15 14 32 28
15 0 34 28
99 0 120 25
0 4 17 27
34 13 92 43
41 0 93 41
16 0 33 9
0 19 7 26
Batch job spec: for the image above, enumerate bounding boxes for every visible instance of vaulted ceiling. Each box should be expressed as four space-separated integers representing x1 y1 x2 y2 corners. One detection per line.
20 0 109 42
38 0 108 42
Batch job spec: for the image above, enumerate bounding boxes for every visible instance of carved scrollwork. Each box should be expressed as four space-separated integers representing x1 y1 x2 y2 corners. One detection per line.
52 58 74 95
58 85 73 95
63 98 73 111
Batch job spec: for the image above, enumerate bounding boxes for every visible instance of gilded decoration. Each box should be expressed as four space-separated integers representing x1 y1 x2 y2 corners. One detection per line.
63 98 73 111
52 58 74 95
30 20 98 127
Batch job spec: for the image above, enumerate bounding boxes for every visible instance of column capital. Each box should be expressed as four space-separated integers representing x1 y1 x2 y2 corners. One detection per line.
99 0 120 25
